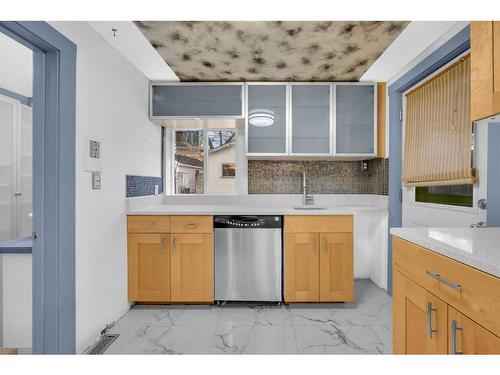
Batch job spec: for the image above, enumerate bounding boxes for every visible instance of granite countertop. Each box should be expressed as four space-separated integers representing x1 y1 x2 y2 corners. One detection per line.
390 227 500 278
0 237 33 254
127 204 385 216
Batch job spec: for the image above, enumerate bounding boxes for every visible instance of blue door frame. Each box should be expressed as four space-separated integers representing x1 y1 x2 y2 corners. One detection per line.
387 26 470 295
0 21 76 354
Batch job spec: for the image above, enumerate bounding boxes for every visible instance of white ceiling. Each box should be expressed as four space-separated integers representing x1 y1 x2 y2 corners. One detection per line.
360 21 470 83
88 21 178 81
89 21 470 84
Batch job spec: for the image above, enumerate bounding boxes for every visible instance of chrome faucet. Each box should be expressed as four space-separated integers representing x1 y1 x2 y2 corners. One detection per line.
302 171 314 206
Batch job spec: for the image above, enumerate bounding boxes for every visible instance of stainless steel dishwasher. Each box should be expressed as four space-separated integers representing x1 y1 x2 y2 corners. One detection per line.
214 215 282 303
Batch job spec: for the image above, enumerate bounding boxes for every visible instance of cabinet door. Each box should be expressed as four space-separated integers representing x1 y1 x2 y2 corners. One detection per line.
246 84 288 155
128 233 170 302
284 233 319 302
170 233 214 302
151 84 243 117
335 84 375 155
448 307 500 354
291 84 331 154
393 270 448 354
319 233 354 302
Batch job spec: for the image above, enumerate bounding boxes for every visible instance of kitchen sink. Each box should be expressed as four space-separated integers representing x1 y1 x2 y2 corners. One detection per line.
293 206 327 210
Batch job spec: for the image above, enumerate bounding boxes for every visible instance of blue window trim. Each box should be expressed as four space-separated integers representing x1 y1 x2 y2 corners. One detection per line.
387 25 470 295
0 86 32 106
0 21 76 354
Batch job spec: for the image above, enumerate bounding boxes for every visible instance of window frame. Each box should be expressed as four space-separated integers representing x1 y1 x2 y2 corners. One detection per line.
171 128 239 195
402 49 481 214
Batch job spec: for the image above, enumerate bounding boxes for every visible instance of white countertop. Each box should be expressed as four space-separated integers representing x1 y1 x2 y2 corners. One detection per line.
127 204 385 216
390 227 500 278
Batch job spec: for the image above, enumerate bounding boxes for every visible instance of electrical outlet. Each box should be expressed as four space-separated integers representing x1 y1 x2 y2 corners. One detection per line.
154 184 159 195
89 140 100 159
92 171 101 190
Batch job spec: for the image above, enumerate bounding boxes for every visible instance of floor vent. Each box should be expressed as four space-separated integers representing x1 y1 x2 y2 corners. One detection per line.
85 334 119 355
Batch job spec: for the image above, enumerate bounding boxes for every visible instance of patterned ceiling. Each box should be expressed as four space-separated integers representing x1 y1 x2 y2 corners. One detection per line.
135 21 409 82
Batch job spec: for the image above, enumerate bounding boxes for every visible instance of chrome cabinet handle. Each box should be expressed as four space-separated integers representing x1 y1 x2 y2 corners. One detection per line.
323 237 327 252
451 320 463 354
427 301 438 338
184 222 197 229
172 235 176 254
141 222 155 228
425 270 461 292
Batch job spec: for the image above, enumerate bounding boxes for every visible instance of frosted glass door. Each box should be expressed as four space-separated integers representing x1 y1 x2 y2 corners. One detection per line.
247 84 287 154
17 105 32 238
335 84 375 154
152 85 243 117
0 97 15 241
291 84 330 154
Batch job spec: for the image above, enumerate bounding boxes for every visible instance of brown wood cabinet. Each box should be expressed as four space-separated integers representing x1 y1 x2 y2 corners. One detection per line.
392 236 500 354
284 233 320 302
284 215 354 303
471 21 500 121
127 215 213 304
393 270 447 354
171 233 214 303
128 233 170 302
448 307 500 354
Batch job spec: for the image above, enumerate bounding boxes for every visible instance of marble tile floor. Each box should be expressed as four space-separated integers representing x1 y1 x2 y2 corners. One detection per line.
105 280 392 355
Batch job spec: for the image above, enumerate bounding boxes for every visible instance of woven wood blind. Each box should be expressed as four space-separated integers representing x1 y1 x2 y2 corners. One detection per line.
402 55 476 187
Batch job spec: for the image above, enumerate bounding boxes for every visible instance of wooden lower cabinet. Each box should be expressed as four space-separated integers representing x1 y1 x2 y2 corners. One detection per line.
127 215 214 304
284 215 354 303
284 233 319 302
393 270 448 354
448 307 500 354
170 233 214 303
128 233 170 302
393 236 500 354
320 233 354 302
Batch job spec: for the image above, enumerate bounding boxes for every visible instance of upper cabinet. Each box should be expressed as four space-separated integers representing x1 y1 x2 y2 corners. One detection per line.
335 83 375 155
291 84 331 155
150 81 380 160
471 21 500 122
245 82 378 158
246 84 288 155
151 83 244 118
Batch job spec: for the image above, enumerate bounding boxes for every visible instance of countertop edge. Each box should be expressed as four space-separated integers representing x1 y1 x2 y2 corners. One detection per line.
390 228 500 279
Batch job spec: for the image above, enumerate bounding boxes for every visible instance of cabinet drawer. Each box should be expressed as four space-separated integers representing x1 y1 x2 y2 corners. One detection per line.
128 215 170 233
170 216 213 233
285 215 352 233
393 237 500 337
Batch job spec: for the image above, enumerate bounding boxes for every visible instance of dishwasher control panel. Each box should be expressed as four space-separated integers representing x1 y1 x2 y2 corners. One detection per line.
214 215 282 229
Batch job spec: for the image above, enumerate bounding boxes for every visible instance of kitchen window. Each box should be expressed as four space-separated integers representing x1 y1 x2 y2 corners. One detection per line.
173 129 237 194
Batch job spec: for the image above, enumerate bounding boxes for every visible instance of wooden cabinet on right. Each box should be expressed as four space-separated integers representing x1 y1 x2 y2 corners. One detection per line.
284 216 354 303
392 236 500 354
471 21 500 121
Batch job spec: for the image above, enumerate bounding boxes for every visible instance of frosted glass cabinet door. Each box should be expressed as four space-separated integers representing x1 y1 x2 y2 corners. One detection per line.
152 84 243 117
335 84 375 154
0 97 15 241
247 84 287 154
291 84 331 154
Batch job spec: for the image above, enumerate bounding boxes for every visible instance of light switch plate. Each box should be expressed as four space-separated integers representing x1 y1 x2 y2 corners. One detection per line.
92 171 101 190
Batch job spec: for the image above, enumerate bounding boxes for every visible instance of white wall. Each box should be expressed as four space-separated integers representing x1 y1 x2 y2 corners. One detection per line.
0 32 32 97
49 21 162 353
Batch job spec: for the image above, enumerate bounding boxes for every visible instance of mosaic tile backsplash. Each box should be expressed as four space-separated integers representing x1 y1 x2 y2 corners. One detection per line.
126 175 163 197
248 159 389 195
